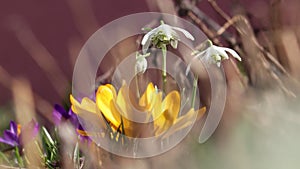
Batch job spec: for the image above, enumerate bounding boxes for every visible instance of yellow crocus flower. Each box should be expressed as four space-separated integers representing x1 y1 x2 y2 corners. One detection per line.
70 82 206 139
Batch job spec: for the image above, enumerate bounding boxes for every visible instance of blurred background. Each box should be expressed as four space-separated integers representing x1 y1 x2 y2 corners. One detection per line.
0 0 300 168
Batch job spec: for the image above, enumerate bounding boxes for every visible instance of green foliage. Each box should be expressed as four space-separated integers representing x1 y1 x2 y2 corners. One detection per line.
41 127 60 169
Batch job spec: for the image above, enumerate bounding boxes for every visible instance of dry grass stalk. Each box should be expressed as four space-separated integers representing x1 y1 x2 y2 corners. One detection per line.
0 66 54 123
12 78 43 168
206 0 296 96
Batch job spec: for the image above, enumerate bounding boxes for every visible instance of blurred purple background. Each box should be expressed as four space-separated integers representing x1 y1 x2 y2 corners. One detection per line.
0 0 298 106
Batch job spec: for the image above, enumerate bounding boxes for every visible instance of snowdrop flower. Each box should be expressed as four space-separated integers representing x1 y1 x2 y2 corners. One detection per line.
186 40 242 74
135 52 150 74
141 21 195 54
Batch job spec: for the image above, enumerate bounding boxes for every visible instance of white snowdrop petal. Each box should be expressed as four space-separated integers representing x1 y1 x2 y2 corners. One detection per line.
142 36 152 54
135 58 147 74
200 51 210 64
215 54 222 62
162 25 174 40
172 27 195 41
141 28 156 45
223 47 242 61
170 40 178 49
171 30 179 40
214 46 229 59
206 50 217 65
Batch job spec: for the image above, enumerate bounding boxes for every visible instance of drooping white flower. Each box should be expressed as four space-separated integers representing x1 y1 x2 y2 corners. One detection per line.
186 40 242 75
135 52 150 74
141 21 195 54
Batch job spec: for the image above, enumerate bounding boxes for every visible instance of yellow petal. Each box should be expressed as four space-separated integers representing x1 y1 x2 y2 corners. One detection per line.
116 84 146 136
70 95 98 114
154 110 172 135
70 95 81 114
153 91 181 135
116 83 131 118
96 85 121 128
139 83 155 109
151 92 163 120
77 129 105 138
196 106 206 121
80 98 98 113
162 107 206 139
105 84 117 99
138 83 163 123
70 95 107 130
161 90 181 122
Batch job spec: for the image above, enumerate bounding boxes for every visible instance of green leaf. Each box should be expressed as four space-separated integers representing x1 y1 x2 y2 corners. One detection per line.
41 126 60 168
42 127 54 145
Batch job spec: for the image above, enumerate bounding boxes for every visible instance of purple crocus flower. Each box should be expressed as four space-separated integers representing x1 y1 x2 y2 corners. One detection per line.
53 104 90 141
0 120 39 147
52 104 79 127
0 121 20 147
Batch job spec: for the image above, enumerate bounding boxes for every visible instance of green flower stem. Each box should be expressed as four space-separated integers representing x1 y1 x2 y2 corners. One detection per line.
15 146 24 167
162 44 167 94
135 71 140 98
191 75 198 108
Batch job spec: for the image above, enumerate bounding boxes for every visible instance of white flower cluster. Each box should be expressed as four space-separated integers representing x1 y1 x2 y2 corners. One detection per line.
186 40 242 74
141 22 195 54
138 22 242 75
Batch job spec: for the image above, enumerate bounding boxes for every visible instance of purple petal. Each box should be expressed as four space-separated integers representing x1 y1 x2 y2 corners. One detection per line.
54 104 70 119
69 109 79 127
28 120 39 137
0 130 18 146
52 111 62 125
53 109 63 125
78 125 84 131
4 131 18 142
0 137 17 146
9 121 18 135
32 121 39 137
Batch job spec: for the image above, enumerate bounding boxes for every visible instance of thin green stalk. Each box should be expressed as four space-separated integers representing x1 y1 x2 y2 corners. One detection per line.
34 140 43 157
191 75 198 108
135 72 140 98
24 155 30 166
73 142 80 169
120 116 127 145
0 151 12 165
15 146 24 167
162 44 167 94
